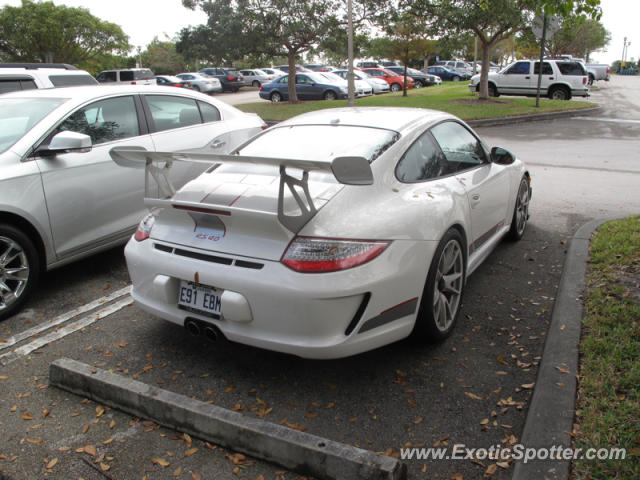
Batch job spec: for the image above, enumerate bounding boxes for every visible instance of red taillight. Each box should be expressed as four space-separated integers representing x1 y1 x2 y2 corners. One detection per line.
176 83 184 87
134 213 155 242
281 237 390 273
259 85 264 91
131 81 137 85
227 76 234 81
583 77 587 85
606 67 610 74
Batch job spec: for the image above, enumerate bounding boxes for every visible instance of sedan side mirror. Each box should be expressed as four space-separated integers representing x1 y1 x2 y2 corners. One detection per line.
491 146 515 165
37 131 92 157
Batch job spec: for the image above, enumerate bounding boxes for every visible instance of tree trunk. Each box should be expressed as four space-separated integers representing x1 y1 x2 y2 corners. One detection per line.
478 41 491 100
403 49 408 97
287 52 299 103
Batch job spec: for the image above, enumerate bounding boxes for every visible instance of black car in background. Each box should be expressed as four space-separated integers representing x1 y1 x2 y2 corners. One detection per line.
385 66 438 88
198 67 243 92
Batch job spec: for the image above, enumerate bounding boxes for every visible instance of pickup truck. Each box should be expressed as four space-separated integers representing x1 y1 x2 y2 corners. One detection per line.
585 63 610 84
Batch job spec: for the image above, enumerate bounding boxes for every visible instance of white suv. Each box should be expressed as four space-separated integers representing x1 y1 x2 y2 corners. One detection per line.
468 59 589 100
0 63 98 94
96 68 156 85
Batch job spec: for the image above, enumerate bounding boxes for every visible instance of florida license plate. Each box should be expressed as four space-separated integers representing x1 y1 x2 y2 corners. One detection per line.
178 281 222 316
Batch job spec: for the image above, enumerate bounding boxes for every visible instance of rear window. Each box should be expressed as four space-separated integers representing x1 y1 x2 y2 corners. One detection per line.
237 125 399 164
49 74 99 87
557 62 586 76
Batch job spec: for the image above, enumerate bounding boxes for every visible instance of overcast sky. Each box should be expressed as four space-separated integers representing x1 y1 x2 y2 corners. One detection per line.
1 0 637 65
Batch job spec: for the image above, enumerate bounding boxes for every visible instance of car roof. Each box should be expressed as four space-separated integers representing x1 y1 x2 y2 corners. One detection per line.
0 84 210 101
278 107 452 133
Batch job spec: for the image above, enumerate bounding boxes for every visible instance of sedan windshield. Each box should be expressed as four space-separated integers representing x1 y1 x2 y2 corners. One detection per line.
0 97 66 154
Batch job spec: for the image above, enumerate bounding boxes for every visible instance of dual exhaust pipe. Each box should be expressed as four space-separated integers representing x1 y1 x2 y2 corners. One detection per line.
184 319 223 342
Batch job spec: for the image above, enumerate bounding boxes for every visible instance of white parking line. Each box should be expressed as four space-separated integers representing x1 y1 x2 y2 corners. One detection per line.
0 286 131 352
573 116 640 124
0 296 134 365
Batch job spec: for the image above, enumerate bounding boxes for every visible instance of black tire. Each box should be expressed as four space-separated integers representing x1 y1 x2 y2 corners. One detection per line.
192 85 201 92
252 80 260 87
412 228 465 342
507 176 530 241
414 80 423 89
588 74 595 86
324 90 337 100
0 224 40 321
390 83 401 92
488 83 499 97
549 86 571 100
452 75 461 82
270 91 282 103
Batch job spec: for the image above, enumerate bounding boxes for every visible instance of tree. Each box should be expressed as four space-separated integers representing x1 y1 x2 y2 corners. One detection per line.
142 38 186 75
545 16 609 60
387 15 432 96
315 27 370 67
183 0 339 103
409 0 601 100
0 0 130 71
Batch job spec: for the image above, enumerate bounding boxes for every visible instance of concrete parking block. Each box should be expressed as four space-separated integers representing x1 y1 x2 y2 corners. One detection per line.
50 357 406 480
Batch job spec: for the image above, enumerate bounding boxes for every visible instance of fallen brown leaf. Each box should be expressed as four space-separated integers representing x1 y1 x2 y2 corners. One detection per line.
21 413 34 421
184 448 198 457
46 458 58 469
465 392 483 400
151 458 170 467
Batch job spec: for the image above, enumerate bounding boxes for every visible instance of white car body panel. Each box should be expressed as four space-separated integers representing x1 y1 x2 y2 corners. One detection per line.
122 107 529 358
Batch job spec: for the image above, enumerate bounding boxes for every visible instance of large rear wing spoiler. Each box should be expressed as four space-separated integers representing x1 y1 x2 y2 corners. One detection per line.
109 148 373 232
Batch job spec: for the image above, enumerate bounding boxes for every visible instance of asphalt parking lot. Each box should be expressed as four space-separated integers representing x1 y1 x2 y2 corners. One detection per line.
1 76 639 480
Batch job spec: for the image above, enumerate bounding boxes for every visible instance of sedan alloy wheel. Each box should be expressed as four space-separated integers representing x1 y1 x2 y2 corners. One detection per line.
0 225 38 320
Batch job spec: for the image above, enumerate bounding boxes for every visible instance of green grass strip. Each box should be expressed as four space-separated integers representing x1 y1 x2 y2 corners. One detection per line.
238 83 597 122
573 215 640 478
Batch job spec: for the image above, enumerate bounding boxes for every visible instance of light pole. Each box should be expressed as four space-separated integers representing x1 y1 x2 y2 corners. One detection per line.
347 0 355 107
137 46 142 68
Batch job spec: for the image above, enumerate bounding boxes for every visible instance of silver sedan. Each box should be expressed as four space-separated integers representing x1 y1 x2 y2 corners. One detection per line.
0 85 265 319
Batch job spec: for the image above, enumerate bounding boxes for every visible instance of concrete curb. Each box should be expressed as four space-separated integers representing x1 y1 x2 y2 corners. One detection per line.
49 358 406 480
512 217 622 480
466 106 602 127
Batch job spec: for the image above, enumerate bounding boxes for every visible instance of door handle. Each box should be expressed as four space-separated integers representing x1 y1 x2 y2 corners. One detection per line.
211 140 226 149
525 76 530 79
472 194 480 201
549 77 554 80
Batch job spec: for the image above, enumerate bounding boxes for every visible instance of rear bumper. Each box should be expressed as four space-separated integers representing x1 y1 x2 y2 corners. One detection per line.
125 237 436 359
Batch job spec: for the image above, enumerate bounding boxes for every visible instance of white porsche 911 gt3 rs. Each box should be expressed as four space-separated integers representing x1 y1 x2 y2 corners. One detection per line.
112 107 531 359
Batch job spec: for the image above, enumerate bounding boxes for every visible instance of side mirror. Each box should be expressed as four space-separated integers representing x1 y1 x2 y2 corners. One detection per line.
491 146 515 165
37 131 92 156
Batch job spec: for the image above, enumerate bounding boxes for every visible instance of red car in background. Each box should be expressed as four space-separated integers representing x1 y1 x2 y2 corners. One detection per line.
362 68 414 92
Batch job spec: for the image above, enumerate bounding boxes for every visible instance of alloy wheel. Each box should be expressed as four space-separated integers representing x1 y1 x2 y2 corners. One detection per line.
432 239 463 332
0 236 30 311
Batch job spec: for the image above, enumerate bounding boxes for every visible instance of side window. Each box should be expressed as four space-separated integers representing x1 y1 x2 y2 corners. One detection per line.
430 121 487 173
396 131 447 182
534 62 554 75
505 62 530 75
54 96 139 145
145 95 202 132
557 62 586 75
198 101 221 123
278 76 288 84
97 71 117 82
119 71 134 82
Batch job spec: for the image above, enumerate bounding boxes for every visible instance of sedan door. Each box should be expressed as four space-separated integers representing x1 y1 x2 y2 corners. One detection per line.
35 95 153 258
